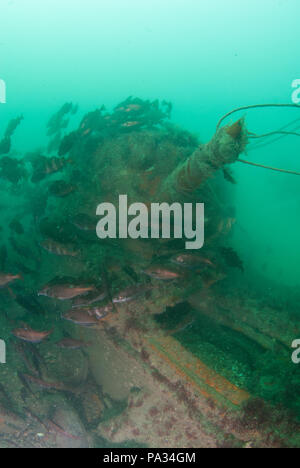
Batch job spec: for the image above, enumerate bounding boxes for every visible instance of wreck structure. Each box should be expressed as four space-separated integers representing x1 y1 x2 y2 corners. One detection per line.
0 98 299 448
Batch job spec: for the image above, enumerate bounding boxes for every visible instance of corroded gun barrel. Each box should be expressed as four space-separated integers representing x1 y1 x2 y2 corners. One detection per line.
159 118 247 201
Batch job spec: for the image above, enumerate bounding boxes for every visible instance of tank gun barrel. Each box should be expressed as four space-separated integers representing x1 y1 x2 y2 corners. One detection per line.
159 118 247 201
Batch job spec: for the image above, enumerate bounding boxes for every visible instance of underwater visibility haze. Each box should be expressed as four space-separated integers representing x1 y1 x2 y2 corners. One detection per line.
0 0 299 449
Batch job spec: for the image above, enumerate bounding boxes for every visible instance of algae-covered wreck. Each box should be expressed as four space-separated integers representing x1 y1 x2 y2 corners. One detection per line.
0 98 299 448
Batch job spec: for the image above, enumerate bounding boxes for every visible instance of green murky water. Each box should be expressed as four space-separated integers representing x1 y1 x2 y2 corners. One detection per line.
0 0 299 448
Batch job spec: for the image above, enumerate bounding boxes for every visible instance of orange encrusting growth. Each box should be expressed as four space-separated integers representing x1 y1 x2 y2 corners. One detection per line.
147 336 250 407
225 118 243 140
